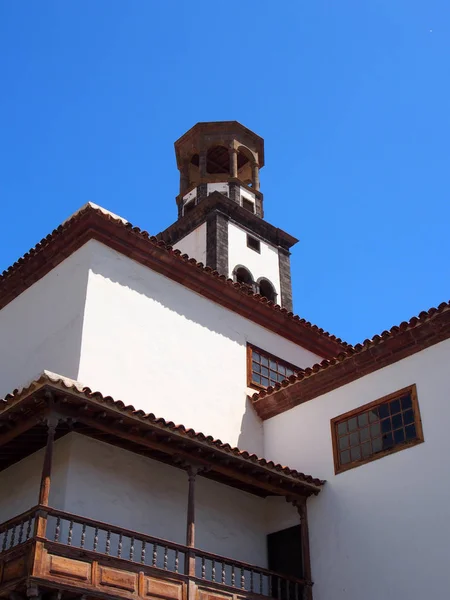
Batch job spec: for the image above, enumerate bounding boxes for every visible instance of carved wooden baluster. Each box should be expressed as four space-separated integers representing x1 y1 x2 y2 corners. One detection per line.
241 567 245 589
231 565 236 587
130 537 135 561
18 520 24 545
26 515 33 541
105 530 111 555
295 582 299 600
221 561 225 585
211 559 215 582
269 575 272 598
175 549 179 574
141 540 146 564
80 523 86 549
54 517 61 542
67 520 74 546
201 556 206 579
277 577 281 600
152 542 157 567
260 572 263 596
163 546 168 570
117 533 123 558
250 570 254 593
9 524 16 548
93 526 99 551
1 531 7 553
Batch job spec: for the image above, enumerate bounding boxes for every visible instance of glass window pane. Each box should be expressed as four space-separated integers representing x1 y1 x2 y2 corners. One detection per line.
337 422 347 436
372 437 383 453
278 365 286 376
253 352 260 362
277 373 286 382
392 414 403 430
369 408 379 422
351 447 361 461
269 360 277 370
394 429 405 444
401 394 412 410
261 377 269 387
403 409 414 425
349 432 359 446
370 423 381 437
381 419 392 433
286 369 293 377
405 424 417 440
252 362 261 373
348 417 358 432
261 366 269 377
379 403 389 419
390 399 401 415
339 436 349 450
340 450 351 465
269 370 277 380
358 413 368 427
360 426 370 442
361 442 372 458
383 433 394 449
253 374 261 384
261 356 269 367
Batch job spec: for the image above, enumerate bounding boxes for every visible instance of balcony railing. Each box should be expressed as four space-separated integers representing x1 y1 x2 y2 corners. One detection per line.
0 506 310 600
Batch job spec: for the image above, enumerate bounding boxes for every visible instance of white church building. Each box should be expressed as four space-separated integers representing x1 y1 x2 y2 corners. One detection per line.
0 121 448 600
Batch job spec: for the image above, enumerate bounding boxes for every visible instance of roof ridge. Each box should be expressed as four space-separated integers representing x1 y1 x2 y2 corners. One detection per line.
0 203 350 352
252 300 450 403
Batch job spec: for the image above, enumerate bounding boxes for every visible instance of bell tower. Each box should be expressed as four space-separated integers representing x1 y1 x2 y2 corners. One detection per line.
175 121 264 219
157 121 298 312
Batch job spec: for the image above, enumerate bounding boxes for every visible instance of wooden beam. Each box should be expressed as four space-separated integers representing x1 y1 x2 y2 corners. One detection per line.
68 409 319 497
298 499 313 600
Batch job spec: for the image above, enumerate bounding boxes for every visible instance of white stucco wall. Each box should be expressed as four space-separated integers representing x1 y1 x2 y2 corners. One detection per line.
228 223 281 297
0 435 72 523
60 434 268 566
173 222 207 265
264 338 450 600
0 245 91 398
207 182 229 197
77 240 321 456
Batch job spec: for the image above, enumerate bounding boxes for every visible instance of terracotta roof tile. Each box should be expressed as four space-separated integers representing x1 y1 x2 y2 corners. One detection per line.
0 371 324 489
252 301 450 419
0 203 349 357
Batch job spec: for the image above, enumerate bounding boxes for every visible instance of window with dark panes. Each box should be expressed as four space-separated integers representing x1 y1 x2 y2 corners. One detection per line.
247 344 301 389
331 385 424 474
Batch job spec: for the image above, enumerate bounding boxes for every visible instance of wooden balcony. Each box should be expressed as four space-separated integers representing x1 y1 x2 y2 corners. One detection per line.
0 507 311 600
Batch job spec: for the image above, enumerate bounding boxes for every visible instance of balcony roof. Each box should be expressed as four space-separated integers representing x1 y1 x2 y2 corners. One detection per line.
0 371 324 498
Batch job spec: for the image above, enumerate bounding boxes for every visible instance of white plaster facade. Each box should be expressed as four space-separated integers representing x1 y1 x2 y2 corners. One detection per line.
264 338 450 600
173 222 207 265
228 222 281 297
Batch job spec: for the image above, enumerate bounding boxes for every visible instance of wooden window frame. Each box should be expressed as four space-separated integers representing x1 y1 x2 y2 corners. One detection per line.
247 344 300 391
331 384 424 475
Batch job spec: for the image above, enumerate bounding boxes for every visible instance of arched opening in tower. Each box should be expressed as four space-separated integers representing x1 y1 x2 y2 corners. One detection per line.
206 146 230 174
236 146 254 186
258 278 277 303
234 266 254 289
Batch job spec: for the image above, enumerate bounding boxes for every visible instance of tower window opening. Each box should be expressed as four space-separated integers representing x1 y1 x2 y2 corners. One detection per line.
258 278 277 303
234 266 254 289
190 154 200 167
247 235 260 253
242 198 255 213
183 200 195 216
206 146 230 174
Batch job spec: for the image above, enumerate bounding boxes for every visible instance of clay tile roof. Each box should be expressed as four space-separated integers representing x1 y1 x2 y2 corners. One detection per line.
0 371 324 490
0 202 349 359
252 301 450 419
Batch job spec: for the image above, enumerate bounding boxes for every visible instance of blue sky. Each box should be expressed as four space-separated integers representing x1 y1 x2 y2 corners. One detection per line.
1 1 449 345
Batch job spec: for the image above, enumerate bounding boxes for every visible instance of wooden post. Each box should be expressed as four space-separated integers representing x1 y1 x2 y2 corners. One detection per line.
297 499 313 600
251 162 260 191
185 466 198 577
35 416 58 538
230 148 238 178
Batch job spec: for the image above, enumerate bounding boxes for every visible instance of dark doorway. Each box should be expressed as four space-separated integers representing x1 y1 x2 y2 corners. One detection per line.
267 525 303 600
